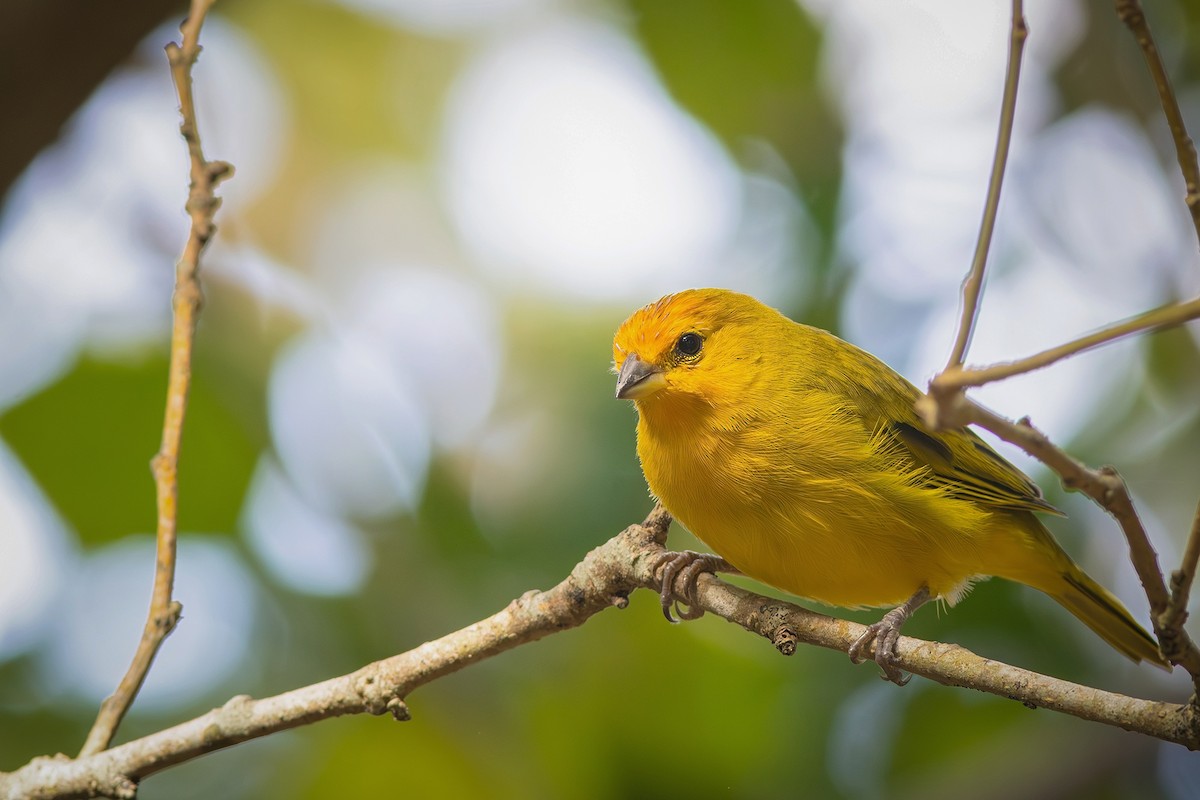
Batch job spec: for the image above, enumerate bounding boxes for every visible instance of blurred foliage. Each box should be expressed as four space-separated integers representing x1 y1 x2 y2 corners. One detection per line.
1057 0 1200 116
229 0 459 158
0 354 258 544
630 0 839 176
2 1 1199 799
630 0 844 265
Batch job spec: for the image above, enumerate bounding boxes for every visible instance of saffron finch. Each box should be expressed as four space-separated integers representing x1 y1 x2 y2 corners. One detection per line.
613 288 1167 682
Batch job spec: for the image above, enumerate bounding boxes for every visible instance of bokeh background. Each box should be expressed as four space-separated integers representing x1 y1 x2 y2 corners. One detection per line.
2 0 1200 797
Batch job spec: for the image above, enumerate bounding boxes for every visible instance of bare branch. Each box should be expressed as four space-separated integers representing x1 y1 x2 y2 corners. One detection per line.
947 0 1027 368
2 509 673 800
1164 501 1200 648
915 392 1200 691
78 0 232 757
1114 0 1200 247
932 296 1200 394
5 1 1193 796
923 0 1200 698
1112 0 1200 701
683 571 1195 747
2 506 1196 798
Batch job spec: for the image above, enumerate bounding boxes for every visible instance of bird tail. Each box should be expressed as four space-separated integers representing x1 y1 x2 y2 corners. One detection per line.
995 515 1169 669
1045 565 1169 669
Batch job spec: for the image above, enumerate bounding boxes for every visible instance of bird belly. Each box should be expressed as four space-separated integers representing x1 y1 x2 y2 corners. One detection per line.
685 505 978 609
640 432 991 609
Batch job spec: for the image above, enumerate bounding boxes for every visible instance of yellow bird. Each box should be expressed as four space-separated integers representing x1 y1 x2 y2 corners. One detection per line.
613 288 1167 682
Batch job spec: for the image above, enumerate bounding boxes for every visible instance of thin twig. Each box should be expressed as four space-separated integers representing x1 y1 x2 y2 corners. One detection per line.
946 0 1027 368
1114 0 1200 247
1 506 1196 799
1113 0 1200 701
1164 500 1200 644
78 0 232 757
924 0 1200 689
932 295 1200 394
915 393 1200 692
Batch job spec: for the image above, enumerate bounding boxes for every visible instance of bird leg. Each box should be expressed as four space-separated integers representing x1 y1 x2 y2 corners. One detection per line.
848 586 931 686
651 550 739 623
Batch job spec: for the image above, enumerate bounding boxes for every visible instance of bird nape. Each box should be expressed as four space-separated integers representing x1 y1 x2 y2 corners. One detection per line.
613 288 1168 684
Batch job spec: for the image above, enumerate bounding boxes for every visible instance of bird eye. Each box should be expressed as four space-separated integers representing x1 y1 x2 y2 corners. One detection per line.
674 332 703 357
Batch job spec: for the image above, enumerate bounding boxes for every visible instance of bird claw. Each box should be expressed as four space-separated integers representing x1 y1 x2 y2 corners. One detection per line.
847 586 930 686
848 622 910 686
651 550 736 623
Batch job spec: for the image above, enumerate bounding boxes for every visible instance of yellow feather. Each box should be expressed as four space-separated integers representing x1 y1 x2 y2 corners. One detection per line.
614 288 1166 667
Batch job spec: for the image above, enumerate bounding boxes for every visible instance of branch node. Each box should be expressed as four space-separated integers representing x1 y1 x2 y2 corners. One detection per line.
771 626 798 656
1169 569 1187 598
221 693 253 713
1115 0 1144 29
112 775 140 800
356 675 385 716
386 697 411 722
1096 466 1123 502
637 504 673 546
915 388 969 431
157 600 183 634
206 160 235 185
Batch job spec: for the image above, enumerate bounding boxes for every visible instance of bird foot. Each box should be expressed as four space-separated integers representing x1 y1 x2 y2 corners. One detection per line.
651 550 737 623
848 620 910 685
847 586 931 686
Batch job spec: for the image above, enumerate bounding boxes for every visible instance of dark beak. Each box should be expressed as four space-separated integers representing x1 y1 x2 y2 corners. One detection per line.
615 355 662 400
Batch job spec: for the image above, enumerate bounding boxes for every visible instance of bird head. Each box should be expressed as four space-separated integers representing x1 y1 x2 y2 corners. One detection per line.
612 288 773 405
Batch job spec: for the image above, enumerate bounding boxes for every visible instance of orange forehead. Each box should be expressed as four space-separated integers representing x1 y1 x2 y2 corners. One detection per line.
613 288 741 365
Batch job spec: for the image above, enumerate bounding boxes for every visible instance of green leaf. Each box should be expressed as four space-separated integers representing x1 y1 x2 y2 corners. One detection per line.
0 354 257 545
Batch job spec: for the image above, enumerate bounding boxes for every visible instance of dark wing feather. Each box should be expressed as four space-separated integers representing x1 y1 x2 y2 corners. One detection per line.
889 420 1063 516
811 325 1062 517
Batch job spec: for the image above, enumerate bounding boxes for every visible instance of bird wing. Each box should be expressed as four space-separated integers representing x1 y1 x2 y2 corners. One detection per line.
885 419 1063 516
820 332 1062 517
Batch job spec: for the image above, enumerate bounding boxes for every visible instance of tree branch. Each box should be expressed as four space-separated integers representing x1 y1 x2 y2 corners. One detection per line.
78 0 232 757
1113 0 1200 247
915 392 1200 691
922 0 1200 699
7 1 1195 796
1164 500 1200 654
931 296 1200 395
946 0 1027 369
682 569 1195 747
2 506 1196 798
0 508 671 800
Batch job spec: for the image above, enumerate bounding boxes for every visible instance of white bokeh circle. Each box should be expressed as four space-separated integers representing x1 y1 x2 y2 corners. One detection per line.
0 440 75 663
441 20 742 300
269 327 431 519
41 535 258 709
345 268 502 450
0 17 286 409
243 456 371 595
